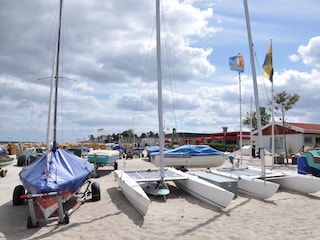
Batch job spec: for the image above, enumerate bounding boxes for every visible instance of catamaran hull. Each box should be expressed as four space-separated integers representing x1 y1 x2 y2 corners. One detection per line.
114 170 150 216
152 154 227 168
210 169 280 199
172 169 234 208
245 166 320 194
237 175 279 199
268 172 320 194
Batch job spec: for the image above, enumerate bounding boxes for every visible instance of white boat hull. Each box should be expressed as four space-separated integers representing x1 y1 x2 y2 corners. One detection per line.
152 153 227 168
114 170 150 216
210 169 280 199
170 168 234 208
267 172 320 194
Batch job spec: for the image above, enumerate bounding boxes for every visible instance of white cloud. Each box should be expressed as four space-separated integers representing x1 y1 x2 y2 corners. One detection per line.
288 54 300 62
298 36 320 68
1 0 320 142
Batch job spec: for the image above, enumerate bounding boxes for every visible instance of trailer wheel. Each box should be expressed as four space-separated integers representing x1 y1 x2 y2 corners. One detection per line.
26 216 37 228
64 211 70 224
13 185 25 205
114 162 118 170
91 182 101 201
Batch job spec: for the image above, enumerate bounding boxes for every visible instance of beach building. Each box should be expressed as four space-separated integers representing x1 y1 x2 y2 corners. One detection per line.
252 122 320 155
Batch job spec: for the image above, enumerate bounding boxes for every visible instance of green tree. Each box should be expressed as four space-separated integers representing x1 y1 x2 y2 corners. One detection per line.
243 107 271 131
272 91 300 163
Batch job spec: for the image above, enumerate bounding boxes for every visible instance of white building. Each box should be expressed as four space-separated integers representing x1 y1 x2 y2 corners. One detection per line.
252 122 320 155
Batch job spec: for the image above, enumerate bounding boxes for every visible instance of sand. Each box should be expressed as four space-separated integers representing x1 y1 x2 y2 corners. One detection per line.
1 154 320 240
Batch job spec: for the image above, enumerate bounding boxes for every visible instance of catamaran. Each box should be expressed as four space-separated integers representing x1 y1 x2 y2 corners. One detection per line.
12 0 100 228
202 0 320 198
114 0 234 216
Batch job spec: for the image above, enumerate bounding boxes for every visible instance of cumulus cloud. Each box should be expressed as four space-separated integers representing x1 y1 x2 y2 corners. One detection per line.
288 54 300 62
298 36 320 68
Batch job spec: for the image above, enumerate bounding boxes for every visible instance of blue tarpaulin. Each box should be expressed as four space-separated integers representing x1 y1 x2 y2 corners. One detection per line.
19 148 93 194
151 145 224 157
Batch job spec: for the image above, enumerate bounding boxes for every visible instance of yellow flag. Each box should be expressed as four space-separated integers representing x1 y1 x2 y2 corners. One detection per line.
262 44 273 82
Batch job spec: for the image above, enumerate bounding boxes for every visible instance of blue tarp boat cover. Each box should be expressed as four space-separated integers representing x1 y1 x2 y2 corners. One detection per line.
131 147 144 151
151 145 224 157
146 146 168 153
19 148 93 194
146 146 160 153
112 145 126 151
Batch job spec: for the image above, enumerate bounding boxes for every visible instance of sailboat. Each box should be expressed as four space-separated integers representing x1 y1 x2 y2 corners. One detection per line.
205 0 320 198
150 144 228 169
114 0 234 216
0 147 14 167
12 0 101 228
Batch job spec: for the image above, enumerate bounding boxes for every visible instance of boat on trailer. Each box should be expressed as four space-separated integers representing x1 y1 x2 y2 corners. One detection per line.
0 147 14 167
12 0 100 228
114 0 234 216
87 149 119 177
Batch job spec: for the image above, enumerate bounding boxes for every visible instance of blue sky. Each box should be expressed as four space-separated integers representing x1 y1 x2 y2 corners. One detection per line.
1 0 320 143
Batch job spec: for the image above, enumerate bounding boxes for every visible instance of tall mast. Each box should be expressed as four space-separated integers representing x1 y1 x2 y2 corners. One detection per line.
243 0 265 174
156 0 165 179
52 0 63 151
45 0 63 174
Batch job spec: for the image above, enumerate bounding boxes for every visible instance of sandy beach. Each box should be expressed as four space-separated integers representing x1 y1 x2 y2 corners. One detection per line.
1 154 320 240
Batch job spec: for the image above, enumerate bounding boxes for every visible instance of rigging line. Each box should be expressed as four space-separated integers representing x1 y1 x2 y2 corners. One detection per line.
253 46 271 105
60 2 85 143
160 2 178 132
240 59 251 118
130 12 157 133
239 53 252 123
26 2 61 143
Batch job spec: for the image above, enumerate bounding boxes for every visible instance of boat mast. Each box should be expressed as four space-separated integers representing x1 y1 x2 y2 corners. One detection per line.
156 0 165 180
52 0 63 152
243 0 265 174
45 0 63 174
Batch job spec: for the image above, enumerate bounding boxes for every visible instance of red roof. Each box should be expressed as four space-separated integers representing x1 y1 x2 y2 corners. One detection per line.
287 122 320 131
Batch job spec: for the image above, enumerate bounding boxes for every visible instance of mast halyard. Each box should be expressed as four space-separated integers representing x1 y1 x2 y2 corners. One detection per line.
243 0 266 175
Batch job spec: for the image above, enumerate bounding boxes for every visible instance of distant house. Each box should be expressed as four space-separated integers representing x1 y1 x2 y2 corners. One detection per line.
164 130 251 150
252 122 320 154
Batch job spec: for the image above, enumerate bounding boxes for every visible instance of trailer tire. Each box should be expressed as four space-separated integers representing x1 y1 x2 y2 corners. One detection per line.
91 182 101 201
13 185 25 205
64 211 70 224
114 162 118 170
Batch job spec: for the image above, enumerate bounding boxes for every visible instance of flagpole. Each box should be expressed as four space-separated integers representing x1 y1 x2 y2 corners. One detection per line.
228 54 244 164
250 96 253 160
271 39 275 168
239 70 243 165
